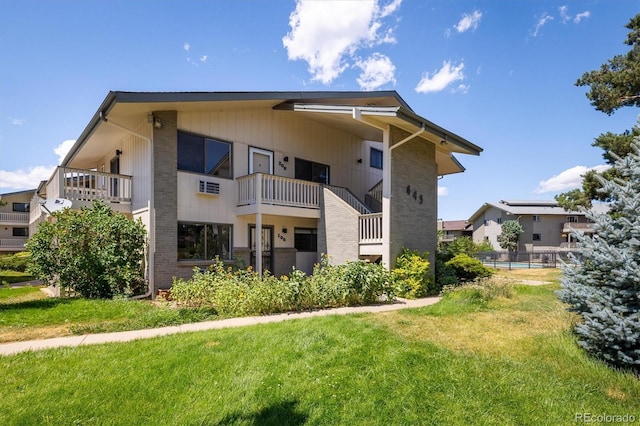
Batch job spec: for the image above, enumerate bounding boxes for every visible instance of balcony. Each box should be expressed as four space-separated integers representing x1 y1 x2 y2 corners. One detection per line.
0 212 29 225
0 238 26 252
359 213 382 255
562 222 594 234
45 167 132 214
236 173 322 218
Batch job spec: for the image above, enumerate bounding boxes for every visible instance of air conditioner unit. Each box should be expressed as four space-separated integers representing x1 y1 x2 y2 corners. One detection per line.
198 180 220 195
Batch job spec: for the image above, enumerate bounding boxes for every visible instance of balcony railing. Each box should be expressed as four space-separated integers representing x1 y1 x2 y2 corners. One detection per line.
0 238 26 250
237 173 321 209
359 213 383 244
0 212 29 224
47 167 132 205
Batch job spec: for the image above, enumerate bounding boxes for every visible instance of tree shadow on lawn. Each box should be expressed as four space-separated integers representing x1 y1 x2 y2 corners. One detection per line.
216 399 308 426
0 297 73 311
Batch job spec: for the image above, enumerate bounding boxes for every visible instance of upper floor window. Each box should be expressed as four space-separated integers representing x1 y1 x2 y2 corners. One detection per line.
532 233 541 241
12 203 29 213
295 158 329 184
370 147 383 169
567 216 579 223
177 130 232 178
532 215 541 222
496 217 503 225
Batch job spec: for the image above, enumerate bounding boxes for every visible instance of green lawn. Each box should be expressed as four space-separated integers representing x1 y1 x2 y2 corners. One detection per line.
0 270 34 285
1 282 638 425
0 287 216 343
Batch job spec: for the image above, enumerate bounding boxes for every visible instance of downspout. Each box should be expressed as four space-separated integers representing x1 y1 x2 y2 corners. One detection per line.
100 113 155 300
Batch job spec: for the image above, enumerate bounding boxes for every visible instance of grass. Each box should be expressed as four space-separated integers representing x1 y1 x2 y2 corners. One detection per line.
491 266 562 282
0 270 34 284
0 287 216 343
1 273 639 425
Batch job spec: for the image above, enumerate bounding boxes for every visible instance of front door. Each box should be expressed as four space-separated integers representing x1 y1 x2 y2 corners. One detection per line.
249 147 273 174
250 225 273 273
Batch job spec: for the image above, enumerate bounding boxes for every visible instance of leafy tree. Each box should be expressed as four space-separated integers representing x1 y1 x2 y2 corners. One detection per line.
556 13 640 210
497 220 523 253
558 142 640 372
576 14 640 115
27 200 147 298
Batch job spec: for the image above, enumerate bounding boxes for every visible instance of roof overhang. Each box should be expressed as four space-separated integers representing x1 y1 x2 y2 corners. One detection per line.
61 91 482 177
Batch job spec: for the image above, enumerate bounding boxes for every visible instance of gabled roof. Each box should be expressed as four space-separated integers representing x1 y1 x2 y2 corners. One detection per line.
440 220 473 231
468 200 593 222
61 91 482 176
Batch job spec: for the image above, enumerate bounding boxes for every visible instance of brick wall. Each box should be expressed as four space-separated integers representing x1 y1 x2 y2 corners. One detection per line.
318 188 360 265
389 129 437 271
152 111 178 291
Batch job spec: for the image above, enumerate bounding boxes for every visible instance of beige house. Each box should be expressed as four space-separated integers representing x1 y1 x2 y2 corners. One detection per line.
469 200 607 252
29 91 481 295
437 220 473 243
0 189 36 253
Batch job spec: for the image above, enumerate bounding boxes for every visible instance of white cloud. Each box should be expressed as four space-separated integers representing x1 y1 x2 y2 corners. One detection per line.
559 6 570 23
282 0 401 84
54 139 75 164
355 53 396 90
183 42 190 52
10 118 26 126
200 55 208 63
0 139 76 191
534 164 610 194
415 61 465 94
438 186 449 196
455 10 482 33
574 11 590 24
0 166 54 191
532 13 554 37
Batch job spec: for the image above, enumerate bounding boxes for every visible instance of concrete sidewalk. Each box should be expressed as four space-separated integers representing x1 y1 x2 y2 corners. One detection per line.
0 296 440 356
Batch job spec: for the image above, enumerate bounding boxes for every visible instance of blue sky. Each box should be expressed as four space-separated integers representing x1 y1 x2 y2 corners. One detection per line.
1 0 638 220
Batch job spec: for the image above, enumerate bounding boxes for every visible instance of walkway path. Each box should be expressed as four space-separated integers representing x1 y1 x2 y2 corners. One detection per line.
0 297 440 356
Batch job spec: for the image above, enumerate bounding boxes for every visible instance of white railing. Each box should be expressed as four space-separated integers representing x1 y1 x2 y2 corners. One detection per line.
47 167 132 204
0 238 26 249
359 213 383 244
237 173 321 209
325 185 371 214
0 212 29 224
368 179 383 203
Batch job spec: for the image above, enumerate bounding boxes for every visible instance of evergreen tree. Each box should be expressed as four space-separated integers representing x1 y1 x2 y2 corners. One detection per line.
559 141 640 372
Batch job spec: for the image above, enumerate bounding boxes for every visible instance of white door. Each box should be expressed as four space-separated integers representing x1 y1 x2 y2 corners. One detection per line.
249 147 273 174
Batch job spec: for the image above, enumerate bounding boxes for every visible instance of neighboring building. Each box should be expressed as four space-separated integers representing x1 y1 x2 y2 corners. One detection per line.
29 91 482 295
0 189 36 253
437 220 473 243
468 200 607 252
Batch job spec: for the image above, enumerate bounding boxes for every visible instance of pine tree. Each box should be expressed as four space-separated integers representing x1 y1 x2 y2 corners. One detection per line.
559 141 640 372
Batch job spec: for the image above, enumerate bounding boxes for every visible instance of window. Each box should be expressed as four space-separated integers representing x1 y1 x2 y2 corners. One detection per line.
370 147 383 169
484 220 489 226
294 228 317 252
178 222 232 261
533 233 541 241
567 216 578 223
496 217 503 225
295 158 329 184
532 215 541 222
12 203 29 213
177 131 232 178
13 228 28 237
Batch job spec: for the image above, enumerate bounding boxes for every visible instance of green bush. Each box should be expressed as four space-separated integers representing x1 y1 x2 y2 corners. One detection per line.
0 252 30 272
171 256 395 316
393 248 435 298
26 200 147 299
445 254 494 282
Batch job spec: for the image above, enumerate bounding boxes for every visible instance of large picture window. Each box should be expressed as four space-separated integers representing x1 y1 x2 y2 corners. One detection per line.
178 222 232 261
177 130 232 178
295 158 329 184
294 228 317 252
12 203 29 212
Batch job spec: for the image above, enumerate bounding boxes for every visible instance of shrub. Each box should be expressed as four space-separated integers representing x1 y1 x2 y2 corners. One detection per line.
171 256 395 316
445 254 494 282
441 276 514 305
0 252 30 272
26 200 147 299
393 248 435 298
